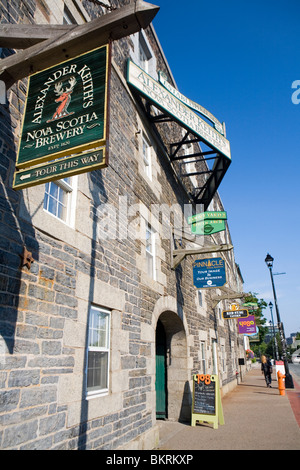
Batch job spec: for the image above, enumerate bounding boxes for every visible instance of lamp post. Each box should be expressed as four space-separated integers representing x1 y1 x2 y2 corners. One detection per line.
265 254 294 388
269 302 279 361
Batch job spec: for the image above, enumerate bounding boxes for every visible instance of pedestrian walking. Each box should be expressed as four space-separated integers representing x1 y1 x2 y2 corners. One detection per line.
261 355 273 387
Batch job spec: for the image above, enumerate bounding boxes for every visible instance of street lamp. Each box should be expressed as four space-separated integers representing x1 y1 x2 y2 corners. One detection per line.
265 254 294 388
269 302 279 361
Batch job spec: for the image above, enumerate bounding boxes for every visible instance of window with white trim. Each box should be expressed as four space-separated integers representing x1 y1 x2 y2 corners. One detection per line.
139 36 150 73
86 305 110 397
200 341 206 374
221 344 226 374
43 176 77 225
198 290 202 307
146 224 156 280
142 133 152 180
130 31 157 79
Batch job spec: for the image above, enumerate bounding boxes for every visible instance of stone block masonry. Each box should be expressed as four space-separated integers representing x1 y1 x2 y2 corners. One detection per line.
0 0 244 450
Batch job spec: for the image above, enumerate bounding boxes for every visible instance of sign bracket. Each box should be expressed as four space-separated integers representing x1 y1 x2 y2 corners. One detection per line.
0 0 160 89
210 286 248 308
171 229 233 269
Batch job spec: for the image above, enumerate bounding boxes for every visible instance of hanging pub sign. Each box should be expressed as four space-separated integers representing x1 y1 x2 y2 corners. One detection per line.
13 44 110 188
222 308 249 319
193 257 226 288
188 211 227 235
13 147 106 190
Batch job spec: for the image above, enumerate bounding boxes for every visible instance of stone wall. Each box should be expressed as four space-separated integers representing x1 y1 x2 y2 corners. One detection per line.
0 0 245 450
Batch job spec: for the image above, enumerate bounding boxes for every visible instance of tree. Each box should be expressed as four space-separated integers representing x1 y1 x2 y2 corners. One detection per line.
244 292 268 354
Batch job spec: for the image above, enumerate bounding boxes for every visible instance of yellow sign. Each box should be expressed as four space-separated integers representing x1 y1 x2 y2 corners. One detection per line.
191 374 224 429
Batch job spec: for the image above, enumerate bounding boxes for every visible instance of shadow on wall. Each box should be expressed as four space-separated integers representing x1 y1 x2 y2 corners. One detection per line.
0 78 39 358
75 167 109 449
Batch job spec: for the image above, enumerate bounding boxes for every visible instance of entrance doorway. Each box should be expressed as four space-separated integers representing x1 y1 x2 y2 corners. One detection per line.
155 320 167 419
155 311 190 421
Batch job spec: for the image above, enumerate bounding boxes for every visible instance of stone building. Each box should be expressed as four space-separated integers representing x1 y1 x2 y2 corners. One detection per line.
0 0 246 450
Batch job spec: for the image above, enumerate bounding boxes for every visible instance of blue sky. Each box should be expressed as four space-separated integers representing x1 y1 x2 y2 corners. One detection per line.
152 0 300 337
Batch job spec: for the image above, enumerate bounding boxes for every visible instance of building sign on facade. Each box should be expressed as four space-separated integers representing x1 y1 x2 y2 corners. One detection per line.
158 71 225 136
188 211 227 235
127 60 231 160
222 308 249 319
13 147 105 190
13 44 109 189
237 315 257 335
193 257 226 288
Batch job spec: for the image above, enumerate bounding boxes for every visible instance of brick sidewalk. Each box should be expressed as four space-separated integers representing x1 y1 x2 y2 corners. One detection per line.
286 377 300 427
157 367 300 450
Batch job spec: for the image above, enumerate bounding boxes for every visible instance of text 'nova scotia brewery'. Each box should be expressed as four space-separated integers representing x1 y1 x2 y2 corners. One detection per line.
0 0 249 450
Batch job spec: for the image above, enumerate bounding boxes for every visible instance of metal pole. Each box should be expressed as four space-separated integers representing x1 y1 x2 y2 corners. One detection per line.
268 265 294 388
269 303 279 361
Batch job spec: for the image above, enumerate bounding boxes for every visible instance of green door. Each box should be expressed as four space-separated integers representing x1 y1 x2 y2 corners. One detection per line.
155 320 167 419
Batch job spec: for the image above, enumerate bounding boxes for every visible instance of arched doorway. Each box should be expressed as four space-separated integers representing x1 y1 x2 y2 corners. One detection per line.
155 311 190 422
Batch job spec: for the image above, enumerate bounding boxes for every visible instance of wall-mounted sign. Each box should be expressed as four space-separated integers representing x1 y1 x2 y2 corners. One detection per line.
13 147 106 190
193 257 226 288
243 302 259 314
237 315 257 334
127 60 231 160
16 44 109 170
188 211 227 235
222 309 249 319
249 330 260 342
158 71 225 135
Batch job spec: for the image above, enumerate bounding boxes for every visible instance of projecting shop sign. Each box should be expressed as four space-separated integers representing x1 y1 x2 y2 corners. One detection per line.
15 45 109 172
193 257 226 288
127 60 231 160
188 211 227 235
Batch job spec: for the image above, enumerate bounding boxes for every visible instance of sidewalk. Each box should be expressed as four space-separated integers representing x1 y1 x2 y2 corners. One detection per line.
156 367 300 450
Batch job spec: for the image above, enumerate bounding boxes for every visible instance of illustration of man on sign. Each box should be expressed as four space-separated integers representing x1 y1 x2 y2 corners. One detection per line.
48 77 77 122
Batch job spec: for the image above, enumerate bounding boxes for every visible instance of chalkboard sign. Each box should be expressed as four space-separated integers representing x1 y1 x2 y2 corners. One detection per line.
191 374 224 429
192 375 216 415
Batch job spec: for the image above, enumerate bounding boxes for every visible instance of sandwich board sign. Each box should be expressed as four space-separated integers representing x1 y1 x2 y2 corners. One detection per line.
13 44 110 188
193 257 226 288
191 374 224 429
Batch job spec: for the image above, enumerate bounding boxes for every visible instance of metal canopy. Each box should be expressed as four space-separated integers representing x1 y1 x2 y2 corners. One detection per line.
143 105 231 210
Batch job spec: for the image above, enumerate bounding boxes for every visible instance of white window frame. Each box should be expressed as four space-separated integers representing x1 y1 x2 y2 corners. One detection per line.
142 133 152 180
139 36 150 73
43 176 77 227
221 344 226 374
146 223 156 280
130 31 157 79
197 290 202 307
212 339 218 375
200 341 206 374
86 305 111 399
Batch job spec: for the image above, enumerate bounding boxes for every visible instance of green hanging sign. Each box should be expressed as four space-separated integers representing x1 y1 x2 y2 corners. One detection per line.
15 44 109 170
13 147 106 190
188 211 227 235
